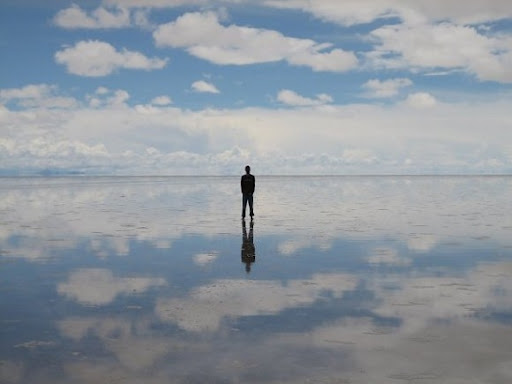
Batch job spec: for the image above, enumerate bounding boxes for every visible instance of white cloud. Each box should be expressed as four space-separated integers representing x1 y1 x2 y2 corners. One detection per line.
191 80 220 94
132 8 154 29
404 0 512 24
54 4 131 29
0 135 111 173
100 0 512 26
55 40 168 77
0 84 78 109
263 0 512 26
83 2 512 82
405 92 437 108
368 22 512 83
256 2 512 83
58 268 166 305
87 87 131 108
70 0 512 29
110 90 131 105
151 95 173 105
363 78 412 98
265 0 399 26
153 11 357 72
97 86 109 95
0 84 52 100
2 85 512 175
277 89 333 106
105 0 209 8
287 46 359 72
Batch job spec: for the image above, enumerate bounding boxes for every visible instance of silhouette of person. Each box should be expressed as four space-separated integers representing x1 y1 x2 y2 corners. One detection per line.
241 165 255 219
241 219 256 273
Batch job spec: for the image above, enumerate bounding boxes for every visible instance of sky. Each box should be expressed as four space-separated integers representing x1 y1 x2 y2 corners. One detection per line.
1 0 512 175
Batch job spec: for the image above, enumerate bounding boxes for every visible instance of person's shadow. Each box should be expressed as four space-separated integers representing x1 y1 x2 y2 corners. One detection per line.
241 219 256 273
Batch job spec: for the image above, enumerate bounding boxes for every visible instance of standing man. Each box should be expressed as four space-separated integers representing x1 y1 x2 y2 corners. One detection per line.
241 165 255 219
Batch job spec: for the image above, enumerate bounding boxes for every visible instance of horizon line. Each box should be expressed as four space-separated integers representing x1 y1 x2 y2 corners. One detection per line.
1 173 511 178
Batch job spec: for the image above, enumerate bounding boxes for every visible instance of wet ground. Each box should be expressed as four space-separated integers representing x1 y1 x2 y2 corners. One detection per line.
1 176 512 383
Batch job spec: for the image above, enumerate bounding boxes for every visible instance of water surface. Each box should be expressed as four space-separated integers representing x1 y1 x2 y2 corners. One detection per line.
1 176 511 383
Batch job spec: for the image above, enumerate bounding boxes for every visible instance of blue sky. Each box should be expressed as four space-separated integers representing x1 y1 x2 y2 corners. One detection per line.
1 0 512 175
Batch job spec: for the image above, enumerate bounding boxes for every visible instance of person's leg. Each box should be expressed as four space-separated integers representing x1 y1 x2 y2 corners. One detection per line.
242 194 248 217
248 194 254 217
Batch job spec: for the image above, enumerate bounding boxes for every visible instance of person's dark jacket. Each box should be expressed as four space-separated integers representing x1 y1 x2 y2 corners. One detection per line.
241 174 255 195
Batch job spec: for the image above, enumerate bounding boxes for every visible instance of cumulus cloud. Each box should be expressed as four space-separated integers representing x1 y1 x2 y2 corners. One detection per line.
66 0 512 27
87 87 131 108
265 0 398 26
0 84 77 109
191 80 220 94
277 89 333 106
263 0 512 26
54 4 131 29
0 136 111 173
363 78 412 98
405 92 437 108
2 84 512 175
153 11 357 72
287 46 359 72
51 3 512 83
95 86 110 95
105 0 209 7
368 22 512 83
151 95 172 105
256 1 512 83
55 40 168 77
0 84 53 100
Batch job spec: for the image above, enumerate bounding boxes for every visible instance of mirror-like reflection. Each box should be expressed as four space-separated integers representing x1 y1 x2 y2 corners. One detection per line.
1 176 512 383
241 219 256 273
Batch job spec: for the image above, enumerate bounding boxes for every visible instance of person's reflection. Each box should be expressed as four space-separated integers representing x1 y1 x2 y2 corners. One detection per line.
241 219 256 273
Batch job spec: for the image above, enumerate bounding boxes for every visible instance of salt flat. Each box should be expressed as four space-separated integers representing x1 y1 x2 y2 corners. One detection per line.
1 176 511 384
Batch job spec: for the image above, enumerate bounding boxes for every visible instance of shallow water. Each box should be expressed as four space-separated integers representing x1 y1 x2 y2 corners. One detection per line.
1 176 512 384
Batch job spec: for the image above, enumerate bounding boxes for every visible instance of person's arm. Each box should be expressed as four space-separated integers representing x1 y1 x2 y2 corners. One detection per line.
241 176 244 193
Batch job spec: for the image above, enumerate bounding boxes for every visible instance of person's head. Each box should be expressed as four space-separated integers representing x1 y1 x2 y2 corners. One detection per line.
245 165 251 174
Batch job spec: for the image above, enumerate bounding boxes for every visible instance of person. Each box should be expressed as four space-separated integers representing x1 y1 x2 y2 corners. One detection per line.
241 165 255 219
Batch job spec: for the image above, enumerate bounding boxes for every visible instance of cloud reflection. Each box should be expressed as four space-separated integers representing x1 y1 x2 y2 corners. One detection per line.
193 251 218 266
371 262 512 331
58 268 166 305
52 261 512 383
156 273 358 332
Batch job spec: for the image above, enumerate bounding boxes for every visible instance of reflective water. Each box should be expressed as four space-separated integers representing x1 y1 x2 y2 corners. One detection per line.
1 176 511 384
